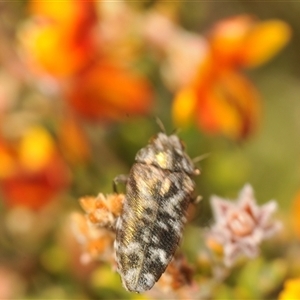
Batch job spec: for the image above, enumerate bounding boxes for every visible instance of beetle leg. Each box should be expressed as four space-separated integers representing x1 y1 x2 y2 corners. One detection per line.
113 174 128 193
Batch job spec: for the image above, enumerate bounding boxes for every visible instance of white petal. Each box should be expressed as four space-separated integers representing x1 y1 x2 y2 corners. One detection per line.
263 221 282 239
258 200 278 226
239 242 259 258
210 196 233 221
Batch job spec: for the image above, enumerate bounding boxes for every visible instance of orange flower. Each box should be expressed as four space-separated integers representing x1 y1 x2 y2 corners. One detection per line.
65 61 153 121
21 0 98 77
208 15 291 69
57 116 91 164
0 126 70 210
173 15 291 139
278 278 300 300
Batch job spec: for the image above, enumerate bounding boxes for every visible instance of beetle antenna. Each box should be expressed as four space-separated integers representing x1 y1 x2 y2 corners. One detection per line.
171 127 181 135
193 153 210 164
155 117 166 133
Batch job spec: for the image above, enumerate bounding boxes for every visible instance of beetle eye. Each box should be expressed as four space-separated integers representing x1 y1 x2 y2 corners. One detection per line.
149 134 158 143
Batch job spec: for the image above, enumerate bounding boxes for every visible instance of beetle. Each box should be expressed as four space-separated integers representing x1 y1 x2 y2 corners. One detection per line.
114 129 200 293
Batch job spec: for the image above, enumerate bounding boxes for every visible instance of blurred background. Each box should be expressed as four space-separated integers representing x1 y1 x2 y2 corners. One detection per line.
0 0 300 299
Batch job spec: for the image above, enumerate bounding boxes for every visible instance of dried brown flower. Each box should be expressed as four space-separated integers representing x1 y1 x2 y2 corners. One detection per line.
157 254 194 292
79 193 124 228
71 193 124 264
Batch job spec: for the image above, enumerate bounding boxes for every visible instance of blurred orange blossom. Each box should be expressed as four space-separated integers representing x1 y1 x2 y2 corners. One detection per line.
57 115 91 164
173 15 291 139
21 0 98 78
20 0 153 122
0 126 70 210
65 61 153 122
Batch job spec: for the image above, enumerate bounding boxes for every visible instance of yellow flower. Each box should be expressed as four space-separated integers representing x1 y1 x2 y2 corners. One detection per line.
19 126 55 172
279 278 300 300
291 190 300 239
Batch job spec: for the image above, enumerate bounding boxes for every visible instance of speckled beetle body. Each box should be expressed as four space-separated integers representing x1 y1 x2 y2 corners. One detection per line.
114 132 199 293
